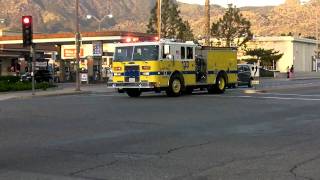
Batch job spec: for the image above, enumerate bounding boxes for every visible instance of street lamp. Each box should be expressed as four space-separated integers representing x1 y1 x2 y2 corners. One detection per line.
0 18 5 24
86 14 113 32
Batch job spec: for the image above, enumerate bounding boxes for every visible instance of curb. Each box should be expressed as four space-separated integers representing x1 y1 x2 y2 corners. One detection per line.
290 77 320 81
11 91 92 100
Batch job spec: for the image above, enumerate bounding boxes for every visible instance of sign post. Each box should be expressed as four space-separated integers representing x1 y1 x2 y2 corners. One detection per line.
30 44 36 95
93 41 103 82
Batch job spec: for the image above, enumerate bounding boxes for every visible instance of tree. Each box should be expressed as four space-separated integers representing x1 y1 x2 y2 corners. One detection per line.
211 4 253 47
146 0 194 41
245 48 284 68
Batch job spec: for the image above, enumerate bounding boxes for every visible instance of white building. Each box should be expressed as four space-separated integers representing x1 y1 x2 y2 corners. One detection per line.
246 36 318 73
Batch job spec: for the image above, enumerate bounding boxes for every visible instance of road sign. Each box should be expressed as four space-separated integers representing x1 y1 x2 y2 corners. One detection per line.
80 73 88 82
63 49 84 58
93 41 103 56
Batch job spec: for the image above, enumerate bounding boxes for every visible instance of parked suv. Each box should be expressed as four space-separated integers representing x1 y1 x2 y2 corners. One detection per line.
238 64 259 87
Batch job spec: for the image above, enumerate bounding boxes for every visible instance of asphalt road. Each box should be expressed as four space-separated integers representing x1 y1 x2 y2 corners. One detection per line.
1 86 320 180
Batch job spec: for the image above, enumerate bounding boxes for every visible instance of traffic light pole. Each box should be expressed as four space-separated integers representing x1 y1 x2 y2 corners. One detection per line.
30 44 36 95
75 0 81 91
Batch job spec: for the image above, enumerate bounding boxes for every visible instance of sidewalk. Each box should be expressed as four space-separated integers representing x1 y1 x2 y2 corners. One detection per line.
0 83 115 101
243 72 320 93
273 71 320 80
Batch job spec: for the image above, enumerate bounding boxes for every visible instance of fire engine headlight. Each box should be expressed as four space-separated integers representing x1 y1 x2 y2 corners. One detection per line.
142 72 150 76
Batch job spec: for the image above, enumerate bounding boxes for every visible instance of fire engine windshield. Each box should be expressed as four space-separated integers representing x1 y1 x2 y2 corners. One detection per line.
114 45 159 61
114 46 133 61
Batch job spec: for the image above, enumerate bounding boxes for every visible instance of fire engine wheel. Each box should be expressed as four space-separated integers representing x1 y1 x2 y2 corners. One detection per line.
215 75 226 94
126 89 142 98
208 75 226 94
166 75 183 97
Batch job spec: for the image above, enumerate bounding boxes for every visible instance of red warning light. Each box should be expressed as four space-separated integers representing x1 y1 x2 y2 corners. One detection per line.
132 37 139 42
22 16 31 25
125 37 132 43
124 37 140 43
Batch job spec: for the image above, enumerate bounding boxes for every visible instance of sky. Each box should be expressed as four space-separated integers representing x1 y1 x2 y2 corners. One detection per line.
176 0 301 7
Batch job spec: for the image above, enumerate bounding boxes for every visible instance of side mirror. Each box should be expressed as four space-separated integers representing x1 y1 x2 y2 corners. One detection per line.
167 54 174 60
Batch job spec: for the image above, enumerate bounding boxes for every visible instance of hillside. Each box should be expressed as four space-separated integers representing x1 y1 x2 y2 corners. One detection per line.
0 0 319 38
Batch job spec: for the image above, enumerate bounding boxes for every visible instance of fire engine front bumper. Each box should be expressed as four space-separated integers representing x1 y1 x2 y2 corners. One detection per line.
107 82 156 89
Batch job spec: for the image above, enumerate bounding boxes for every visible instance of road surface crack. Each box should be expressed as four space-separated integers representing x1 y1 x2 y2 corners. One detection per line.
171 152 283 180
69 160 119 177
52 148 99 157
289 154 320 180
165 141 212 155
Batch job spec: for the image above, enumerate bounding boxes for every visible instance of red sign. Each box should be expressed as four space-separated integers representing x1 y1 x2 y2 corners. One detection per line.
64 49 84 58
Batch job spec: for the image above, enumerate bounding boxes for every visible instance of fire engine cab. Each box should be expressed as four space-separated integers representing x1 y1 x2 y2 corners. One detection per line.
109 39 237 97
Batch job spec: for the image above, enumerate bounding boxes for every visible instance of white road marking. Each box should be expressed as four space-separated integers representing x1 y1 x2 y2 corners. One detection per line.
258 96 320 101
258 92 320 97
84 92 320 101
89 94 116 97
204 94 320 101
228 95 320 101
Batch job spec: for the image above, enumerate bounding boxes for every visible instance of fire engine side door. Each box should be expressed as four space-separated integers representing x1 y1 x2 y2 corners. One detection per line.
160 44 173 76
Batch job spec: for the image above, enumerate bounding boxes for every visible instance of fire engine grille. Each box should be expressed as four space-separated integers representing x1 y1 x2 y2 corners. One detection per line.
124 65 140 83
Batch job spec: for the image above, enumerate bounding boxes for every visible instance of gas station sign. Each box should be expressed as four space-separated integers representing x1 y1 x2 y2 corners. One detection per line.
93 41 103 56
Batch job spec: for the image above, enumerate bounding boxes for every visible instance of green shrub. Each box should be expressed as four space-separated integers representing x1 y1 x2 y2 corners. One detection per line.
0 82 10 92
0 76 20 83
0 81 56 92
13 82 32 91
36 82 50 90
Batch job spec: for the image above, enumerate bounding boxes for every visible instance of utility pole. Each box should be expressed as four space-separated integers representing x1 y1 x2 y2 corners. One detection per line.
317 10 319 56
30 44 36 95
205 0 211 46
75 0 81 91
157 0 162 40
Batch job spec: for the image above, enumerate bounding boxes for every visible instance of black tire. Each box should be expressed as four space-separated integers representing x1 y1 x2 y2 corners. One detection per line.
208 74 226 94
227 84 236 89
118 89 125 93
126 89 141 97
166 74 183 97
248 79 253 88
184 87 193 95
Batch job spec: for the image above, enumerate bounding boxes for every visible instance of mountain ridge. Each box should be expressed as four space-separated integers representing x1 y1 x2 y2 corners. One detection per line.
0 0 318 38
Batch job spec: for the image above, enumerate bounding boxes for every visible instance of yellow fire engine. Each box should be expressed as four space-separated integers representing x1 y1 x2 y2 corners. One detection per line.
109 40 237 97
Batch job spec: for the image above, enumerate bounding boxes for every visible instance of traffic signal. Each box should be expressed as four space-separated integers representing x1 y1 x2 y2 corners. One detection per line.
22 16 33 47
